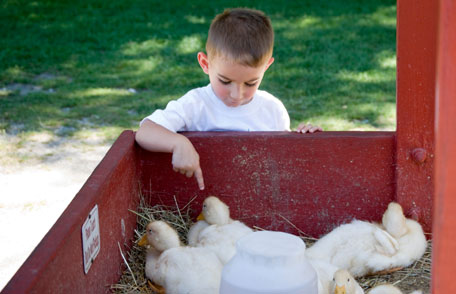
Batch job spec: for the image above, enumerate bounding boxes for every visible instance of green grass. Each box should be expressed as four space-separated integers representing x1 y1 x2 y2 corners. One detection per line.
0 0 396 143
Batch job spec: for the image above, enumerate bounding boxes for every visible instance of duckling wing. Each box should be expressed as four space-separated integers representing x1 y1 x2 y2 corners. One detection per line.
188 220 210 246
373 228 399 256
144 247 161 281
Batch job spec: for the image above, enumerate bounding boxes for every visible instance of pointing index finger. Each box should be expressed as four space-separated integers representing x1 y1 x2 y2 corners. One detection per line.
194 167 205 190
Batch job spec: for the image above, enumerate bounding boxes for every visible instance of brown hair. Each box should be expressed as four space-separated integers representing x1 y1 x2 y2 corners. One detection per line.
206 8 274 67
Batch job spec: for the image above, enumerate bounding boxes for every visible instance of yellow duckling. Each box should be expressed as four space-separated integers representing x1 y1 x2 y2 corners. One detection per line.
306 202 426 277
188 196 253 264
139 220 223 294
367 284 422 294
330 269 364 294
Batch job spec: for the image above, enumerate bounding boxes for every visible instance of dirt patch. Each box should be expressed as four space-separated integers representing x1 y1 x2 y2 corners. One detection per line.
1 83 44 96
0 132 110 290
1 72 71 96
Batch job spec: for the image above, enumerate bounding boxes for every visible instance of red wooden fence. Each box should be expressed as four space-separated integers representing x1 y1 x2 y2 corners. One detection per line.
431 0 456 292
396 0 438 233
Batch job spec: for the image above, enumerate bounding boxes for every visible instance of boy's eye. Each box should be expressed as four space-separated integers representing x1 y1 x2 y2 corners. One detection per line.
245 82 257 87
219 79 230 85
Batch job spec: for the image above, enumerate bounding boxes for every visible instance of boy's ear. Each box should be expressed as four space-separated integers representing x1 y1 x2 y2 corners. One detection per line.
197 52 209 74
265 57 274 70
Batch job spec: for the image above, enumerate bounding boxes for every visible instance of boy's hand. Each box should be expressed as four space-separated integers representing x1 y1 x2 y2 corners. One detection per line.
171 136 205 190
295 123 323 133
135 121 205 190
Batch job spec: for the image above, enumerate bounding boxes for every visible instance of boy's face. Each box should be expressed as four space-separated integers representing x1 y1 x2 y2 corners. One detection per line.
198 52 274 107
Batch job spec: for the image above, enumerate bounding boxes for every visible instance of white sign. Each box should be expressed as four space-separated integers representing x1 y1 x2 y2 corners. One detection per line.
82 204 101 274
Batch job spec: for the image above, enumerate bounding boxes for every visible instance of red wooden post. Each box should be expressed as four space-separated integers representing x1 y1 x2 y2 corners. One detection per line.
432 0 456 292
395 0 438 232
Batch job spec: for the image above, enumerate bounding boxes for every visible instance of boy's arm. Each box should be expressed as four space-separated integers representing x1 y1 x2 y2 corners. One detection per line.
135 120 205 190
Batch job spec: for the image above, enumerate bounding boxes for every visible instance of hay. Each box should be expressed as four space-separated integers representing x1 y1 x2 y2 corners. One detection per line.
110 194 431 294
357 237 432 294
110 194 196 294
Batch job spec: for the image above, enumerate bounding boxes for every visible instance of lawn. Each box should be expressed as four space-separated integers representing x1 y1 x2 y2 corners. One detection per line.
0 0 396 144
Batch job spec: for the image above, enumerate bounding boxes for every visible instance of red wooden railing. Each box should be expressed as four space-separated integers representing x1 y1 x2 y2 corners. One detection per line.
431 0 456 292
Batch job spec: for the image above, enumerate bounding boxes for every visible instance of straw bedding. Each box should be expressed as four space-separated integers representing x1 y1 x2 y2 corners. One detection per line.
110 194 431 294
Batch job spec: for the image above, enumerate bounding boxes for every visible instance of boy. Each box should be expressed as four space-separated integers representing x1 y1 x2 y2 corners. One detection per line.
136 8 321 191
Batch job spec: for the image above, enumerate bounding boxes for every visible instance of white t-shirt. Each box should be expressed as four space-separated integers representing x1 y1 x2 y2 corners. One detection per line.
141 84 290 132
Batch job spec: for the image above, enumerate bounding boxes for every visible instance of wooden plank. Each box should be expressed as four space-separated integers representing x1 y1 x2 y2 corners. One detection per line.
395 0 438 233
431 0 456 292
140 131 396 238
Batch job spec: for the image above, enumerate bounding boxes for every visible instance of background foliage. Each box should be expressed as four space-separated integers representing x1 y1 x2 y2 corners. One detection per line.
0 0 396 143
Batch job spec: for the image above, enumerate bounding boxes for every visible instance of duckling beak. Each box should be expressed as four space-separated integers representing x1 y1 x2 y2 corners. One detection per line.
335 285 346 294
138 234 149 246
197 213 205 221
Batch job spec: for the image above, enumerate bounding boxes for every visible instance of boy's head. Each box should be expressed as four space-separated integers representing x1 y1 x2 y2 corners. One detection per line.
206 8 274 67
198 8 275 107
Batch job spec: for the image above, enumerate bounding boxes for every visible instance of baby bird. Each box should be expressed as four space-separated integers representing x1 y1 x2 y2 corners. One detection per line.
188 196 232 247
369 202 428 273
367 284 422 294
139 220 223 294
187 196 230 246
306 202 427 277
306 218 399 277
198 196 232 225
188 196 253 264
330 269 364 294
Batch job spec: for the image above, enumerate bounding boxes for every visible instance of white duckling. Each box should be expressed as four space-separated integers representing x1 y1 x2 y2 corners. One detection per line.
139 220 223 294
306 218 399 277
187 196 230 246
367 202 427 273
367 284 422 294
306 202 427 277
188 196 230 247
188 196 253 264
330 269 364 294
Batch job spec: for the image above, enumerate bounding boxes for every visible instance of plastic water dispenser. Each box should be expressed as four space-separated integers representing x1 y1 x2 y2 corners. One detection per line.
220 230 318 294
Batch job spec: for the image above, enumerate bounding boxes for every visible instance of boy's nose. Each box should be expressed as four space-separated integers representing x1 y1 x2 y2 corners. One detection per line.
230 85 243 99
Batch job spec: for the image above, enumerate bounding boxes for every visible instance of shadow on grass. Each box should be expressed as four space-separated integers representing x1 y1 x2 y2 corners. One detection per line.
0 0 396 138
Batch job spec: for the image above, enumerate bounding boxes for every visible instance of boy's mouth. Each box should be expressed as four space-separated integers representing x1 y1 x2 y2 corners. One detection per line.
226 97 252 107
